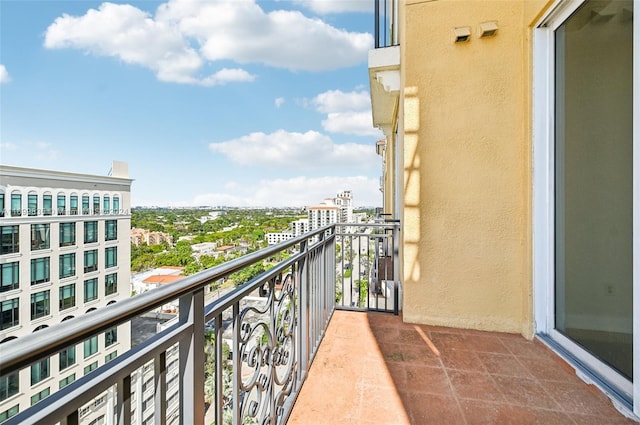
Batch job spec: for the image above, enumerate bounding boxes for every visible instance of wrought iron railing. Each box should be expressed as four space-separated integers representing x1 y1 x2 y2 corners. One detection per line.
374 0 399 48
0 223 399 425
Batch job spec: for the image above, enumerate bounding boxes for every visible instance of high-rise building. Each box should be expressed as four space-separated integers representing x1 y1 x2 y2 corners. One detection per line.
307 190 353 231
0 161 133 423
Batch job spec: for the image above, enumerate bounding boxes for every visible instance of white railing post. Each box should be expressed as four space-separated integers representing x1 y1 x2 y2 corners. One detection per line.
154 351 167 425
179 289 205 425
298 239 309 380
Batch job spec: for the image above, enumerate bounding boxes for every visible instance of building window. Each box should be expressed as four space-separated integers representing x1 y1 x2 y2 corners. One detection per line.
1 226 19 254
27 193 37 216
31 223 50 251
83 361 98 376
0 193 4 217
59 374 75 389
93 196 100 215
59 346 76 370
105 220 117 241
84 221 98 244
57 194 66 216
0 404 18 422
30 358 50 385
105 351 117 363
43 194 52 216
59 253 76 279
105 273 117 296
31 290 50 320
0 373 19 402
0 262 19 292
60 222 76 247
105 247 117 269
84 249 98 273
10 193 21 217
70 195 78 215
0 299 19 330
30 257 50 285
30 387 50 406
84 278 98 302
103 196 110 214
82 196 90 215
113 196 120 214
84 336 98 358
105 327 117 347
59 284 76 311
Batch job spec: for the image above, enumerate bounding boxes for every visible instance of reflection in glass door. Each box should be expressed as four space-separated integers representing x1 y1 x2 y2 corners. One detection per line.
554 0 634 379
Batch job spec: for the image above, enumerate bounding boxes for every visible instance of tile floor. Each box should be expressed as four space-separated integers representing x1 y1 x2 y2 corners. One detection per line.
287 310 638 425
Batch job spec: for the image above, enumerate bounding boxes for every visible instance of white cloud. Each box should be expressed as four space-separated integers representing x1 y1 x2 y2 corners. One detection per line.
313 89 371 113
322 112 380 136
191 175 380 207
312 89 382 137
274 97 285 108
43 0 371 85
208 129 378 168
0 65 10 83
1 141 60 163
0 142 18 151
32 142 60 161
293 0 373 14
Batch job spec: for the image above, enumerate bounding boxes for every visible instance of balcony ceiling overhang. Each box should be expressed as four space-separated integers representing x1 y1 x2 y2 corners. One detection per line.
368 45 400 136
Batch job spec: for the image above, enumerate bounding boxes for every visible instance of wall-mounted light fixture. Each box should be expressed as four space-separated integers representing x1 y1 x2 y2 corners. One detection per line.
479 21 498 38
453 27 471 43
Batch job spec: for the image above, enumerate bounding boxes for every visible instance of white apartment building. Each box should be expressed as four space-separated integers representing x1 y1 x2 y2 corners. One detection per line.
307 206 339 231
0 162 133 424
265 232 294 245
335 190 353 224
307 191 354 232
290 219 309 237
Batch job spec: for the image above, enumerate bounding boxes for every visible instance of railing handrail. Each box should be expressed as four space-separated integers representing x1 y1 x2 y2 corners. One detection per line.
374 0 399 48
0 224 335 374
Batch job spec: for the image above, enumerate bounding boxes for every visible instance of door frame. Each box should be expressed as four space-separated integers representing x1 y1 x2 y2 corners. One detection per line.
532 0 639 415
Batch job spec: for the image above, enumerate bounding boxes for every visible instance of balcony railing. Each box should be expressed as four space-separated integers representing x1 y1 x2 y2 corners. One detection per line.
374 0 399 48
0 222 399 425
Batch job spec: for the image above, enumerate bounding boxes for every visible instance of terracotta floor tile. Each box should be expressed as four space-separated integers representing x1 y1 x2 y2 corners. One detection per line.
516 354 579 383
459 399 574 425
428 331 469 351
477 352 534 378
543 381 622 417
440 348 487 372
463 334 510 353
378 342 441 366
567 413 638 424
499 336 550 358
403 364 453 396
448 370 505 402
404 393 465 425
493 375 560 410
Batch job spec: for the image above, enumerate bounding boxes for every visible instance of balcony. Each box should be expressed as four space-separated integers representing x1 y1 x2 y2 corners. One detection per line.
0 223 399 425
289 310 636 425
369 0 399 138
1 221 635 424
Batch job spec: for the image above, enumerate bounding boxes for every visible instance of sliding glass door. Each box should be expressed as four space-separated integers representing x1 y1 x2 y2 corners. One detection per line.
534 0 637 414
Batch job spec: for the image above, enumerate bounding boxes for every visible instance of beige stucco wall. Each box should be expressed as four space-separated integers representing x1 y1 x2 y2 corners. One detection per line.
399 0 552 337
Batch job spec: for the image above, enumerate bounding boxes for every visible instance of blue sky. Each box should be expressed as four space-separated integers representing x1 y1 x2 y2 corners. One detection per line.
0 0 383 207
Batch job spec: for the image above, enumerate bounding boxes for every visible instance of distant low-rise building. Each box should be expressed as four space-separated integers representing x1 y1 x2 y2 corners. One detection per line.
130 228 173 246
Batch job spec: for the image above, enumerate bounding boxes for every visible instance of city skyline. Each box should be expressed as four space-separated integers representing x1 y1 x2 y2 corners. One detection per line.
0 0 384 208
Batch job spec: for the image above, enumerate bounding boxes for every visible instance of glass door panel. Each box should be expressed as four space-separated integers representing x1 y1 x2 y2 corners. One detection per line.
554 0 634 379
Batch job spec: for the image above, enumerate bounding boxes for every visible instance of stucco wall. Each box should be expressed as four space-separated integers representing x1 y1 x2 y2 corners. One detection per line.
400 0 551 336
